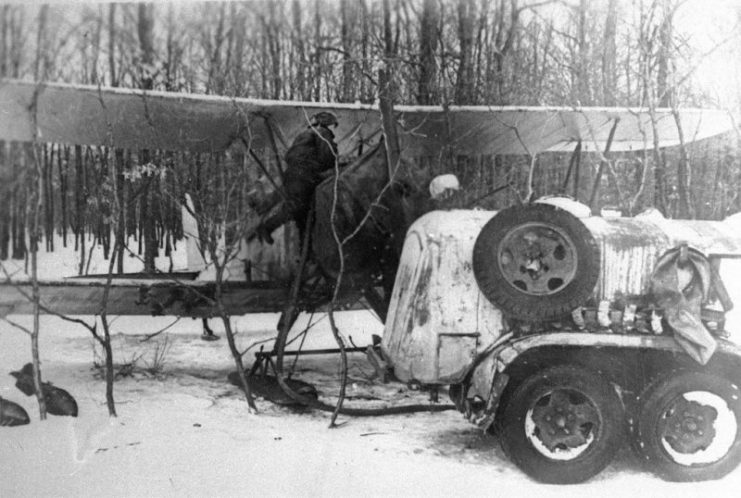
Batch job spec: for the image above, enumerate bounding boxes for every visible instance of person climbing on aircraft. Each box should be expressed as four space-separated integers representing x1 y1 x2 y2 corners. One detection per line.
257 111 340 244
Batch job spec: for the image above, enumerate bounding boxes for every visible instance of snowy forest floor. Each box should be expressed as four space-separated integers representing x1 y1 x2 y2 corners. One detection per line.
2 313 741 497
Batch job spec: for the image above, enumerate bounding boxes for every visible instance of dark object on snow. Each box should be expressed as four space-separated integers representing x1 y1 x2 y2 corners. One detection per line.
227 372 318 407
0 396 30 427
10 363 36 395
42 384 79 417
10 363 79 417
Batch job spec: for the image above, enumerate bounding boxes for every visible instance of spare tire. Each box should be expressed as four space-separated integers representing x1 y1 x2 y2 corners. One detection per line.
473 203 600 321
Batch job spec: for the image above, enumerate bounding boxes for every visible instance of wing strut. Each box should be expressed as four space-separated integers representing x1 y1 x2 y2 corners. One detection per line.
560 140 582 199
588 118 620 208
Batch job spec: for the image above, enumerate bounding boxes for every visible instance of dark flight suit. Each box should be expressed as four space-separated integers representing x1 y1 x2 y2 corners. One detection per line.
257 124 338 243
283 124 338 238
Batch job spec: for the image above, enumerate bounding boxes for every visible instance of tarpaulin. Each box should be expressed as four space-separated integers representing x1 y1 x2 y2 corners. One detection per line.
650 246 717 364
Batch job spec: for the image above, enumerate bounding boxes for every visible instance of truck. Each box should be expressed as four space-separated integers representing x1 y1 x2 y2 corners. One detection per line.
381 199 741 484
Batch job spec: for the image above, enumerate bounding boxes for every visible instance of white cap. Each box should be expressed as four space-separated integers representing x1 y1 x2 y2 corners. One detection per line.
429 174 460 200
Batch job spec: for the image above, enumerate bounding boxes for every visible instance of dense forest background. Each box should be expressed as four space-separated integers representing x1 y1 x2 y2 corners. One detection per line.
4 0 738 106
1 0 741 273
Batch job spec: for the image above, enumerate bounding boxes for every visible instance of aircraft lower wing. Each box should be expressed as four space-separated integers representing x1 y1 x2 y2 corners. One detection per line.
0 79 734 156
0 278 288 318
0 277 372 318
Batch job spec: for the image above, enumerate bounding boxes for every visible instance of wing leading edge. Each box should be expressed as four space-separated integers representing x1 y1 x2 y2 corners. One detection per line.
0 78 733 156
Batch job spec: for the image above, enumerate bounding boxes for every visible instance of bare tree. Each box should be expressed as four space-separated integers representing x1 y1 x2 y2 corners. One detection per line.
455 0 476 104
601 0 618 105
29 133 48 419
137 3 158 272
417 0 439 104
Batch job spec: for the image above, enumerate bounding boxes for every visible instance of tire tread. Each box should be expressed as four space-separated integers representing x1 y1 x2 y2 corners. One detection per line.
473 204 600 321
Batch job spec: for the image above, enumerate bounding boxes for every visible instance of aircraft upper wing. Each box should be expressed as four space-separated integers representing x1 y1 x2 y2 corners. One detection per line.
0 78 734 156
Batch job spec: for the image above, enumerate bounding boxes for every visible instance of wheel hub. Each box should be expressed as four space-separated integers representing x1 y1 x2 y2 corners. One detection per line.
498 223 577 296
531 389 600 451
660 398 718 454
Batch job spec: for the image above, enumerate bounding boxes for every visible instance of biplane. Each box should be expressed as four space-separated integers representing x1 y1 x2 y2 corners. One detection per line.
0 78 735 324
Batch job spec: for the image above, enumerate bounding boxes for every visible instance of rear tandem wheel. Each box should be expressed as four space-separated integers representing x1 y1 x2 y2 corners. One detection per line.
633 370 741 481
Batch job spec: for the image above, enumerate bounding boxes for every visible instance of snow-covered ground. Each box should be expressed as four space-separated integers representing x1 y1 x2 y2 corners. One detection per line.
3 238 741 496
2 313 741 497
0 314 741 497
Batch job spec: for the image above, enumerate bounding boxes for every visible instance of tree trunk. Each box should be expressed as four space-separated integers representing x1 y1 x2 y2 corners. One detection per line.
43 145 54 252
58 146 69 247
34 5 48 81
0 6 8 77
108 3 116 86
380 0 400 173
206 3 226 94
291 0 307 100
601 0 618 105
11 144 27 261
138 4 157 272
99 203 119 417
574 0 591 104
359 0 371 103
0 141 8 260
672 109 693 218
74 145 84 270
492 0 521 103
657 0 674 108
340 0 354 102
262 3 283 101
455 0 476 104
137 3 155 91
417 0 439 105
312 0 322 101
30 138 47 419
115 149 125 273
